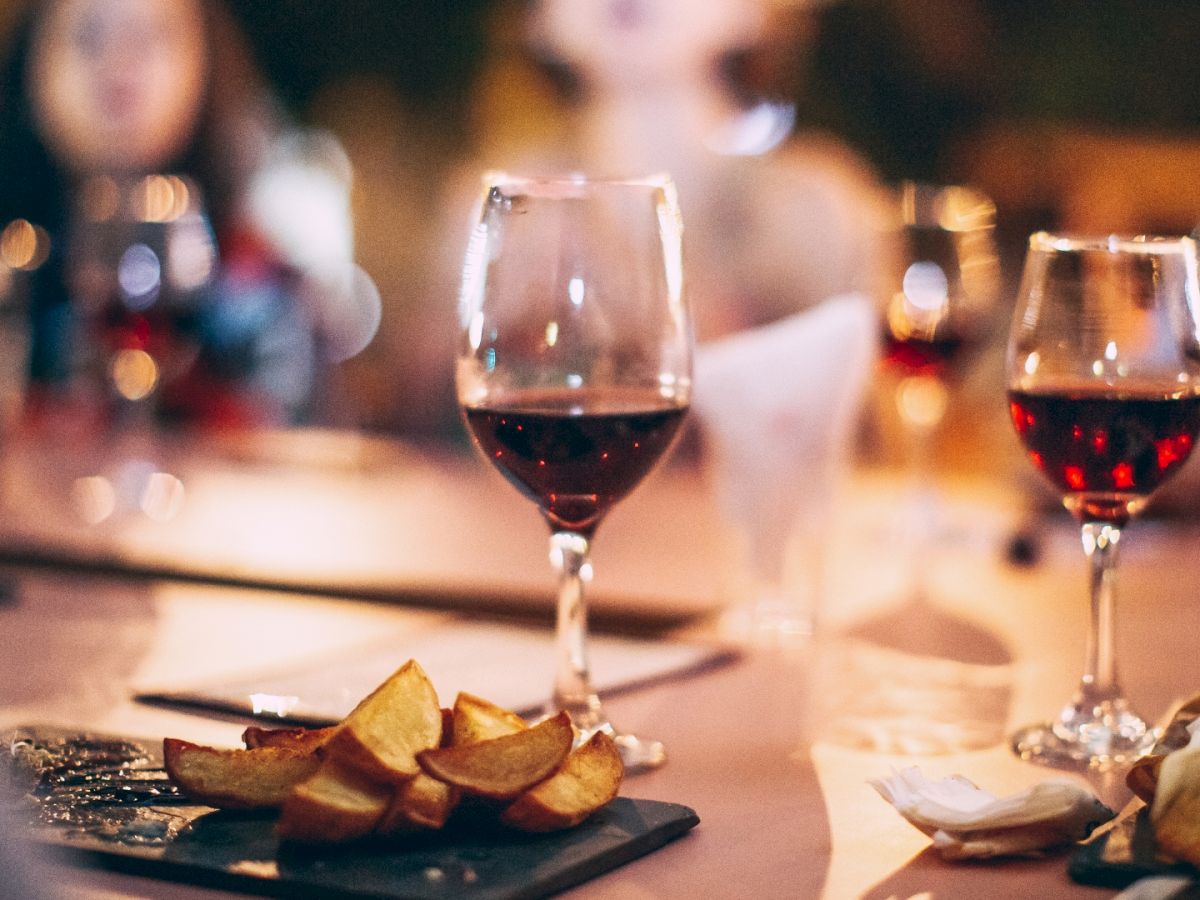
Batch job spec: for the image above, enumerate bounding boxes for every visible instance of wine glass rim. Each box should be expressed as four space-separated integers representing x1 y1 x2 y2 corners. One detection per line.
481 170 676 192
1030 231 1197 255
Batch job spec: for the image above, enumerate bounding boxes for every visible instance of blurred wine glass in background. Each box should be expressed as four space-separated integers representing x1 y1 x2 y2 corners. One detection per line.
879 181 1000 597
816 182 1011 756
53 173 215 523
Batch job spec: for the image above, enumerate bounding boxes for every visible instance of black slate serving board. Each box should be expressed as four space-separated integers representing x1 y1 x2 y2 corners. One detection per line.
6 729 699 900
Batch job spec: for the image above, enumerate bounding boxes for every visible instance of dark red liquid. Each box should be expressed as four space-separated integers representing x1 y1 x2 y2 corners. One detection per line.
882 331 966 376
464 388 687 535
1008 388 1200 523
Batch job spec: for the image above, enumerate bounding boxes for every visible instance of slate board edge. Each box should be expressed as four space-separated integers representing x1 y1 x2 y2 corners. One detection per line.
35 798 701 900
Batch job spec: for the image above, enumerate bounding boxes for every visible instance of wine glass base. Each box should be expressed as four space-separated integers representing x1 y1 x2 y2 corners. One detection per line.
1011 720 1160 769
610 732 667 773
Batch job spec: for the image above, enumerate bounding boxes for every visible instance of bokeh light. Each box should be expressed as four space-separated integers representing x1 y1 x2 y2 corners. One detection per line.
0 220 50 271
140 471 186 522
137 175 191 223
71 476 117 525
117 244 162 309
110 348 159 401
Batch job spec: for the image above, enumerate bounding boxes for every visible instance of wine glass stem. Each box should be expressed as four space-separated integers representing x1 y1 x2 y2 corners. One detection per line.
1079 520 1122 704
897 374 947 600
548 530 605 733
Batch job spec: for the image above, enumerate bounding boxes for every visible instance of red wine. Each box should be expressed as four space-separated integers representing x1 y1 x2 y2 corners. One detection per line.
882 329 967 376
1008 388 1200 523
464 388 687 535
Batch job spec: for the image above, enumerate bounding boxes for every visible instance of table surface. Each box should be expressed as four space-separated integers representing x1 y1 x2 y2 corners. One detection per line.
3 427 1199 899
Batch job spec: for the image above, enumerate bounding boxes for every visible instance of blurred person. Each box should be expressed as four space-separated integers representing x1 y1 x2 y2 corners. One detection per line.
520 0 898 339
0 0 376 432
408 0 897 439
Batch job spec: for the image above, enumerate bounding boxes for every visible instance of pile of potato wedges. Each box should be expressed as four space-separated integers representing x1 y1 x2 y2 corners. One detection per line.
163 660 623 843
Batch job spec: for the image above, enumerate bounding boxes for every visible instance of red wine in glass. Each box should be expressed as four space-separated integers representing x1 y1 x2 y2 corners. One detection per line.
457 173 690 772
882 329 968 378
1005 231 1200 768
464 387 687 536
1008 388 1200 525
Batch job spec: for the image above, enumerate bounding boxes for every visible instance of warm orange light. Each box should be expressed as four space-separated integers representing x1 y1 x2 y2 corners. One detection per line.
138 175 190 222
0 219 51 271
110 348 159 400
895 374 948 429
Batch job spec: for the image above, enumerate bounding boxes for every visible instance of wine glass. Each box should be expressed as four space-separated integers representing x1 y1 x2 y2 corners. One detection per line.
881 182 1000 594
455 172 692 772
1006 232 1200 767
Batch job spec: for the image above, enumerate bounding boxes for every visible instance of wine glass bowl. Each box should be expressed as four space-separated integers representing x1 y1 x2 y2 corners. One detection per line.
1006 232 1200 767
456 172 691 772
882 182 999 384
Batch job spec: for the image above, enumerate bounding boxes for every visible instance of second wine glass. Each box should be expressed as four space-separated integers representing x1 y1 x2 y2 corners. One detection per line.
1006 232 1200 767
456 172 692 772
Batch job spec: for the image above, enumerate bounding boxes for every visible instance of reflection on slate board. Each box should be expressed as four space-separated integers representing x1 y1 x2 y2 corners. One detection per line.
6 729 699 900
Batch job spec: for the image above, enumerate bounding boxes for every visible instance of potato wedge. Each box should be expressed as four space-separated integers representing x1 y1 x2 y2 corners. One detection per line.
451 692 527 745
377 773 460 833
501 731 623 832
162 738 321 810
417 711 572 800
242 725 336 753
325 659 443 783
276 758 390 844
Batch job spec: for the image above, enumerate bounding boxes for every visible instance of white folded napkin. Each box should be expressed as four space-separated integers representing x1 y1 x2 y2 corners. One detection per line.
871 766 1114 860
692 293 877 626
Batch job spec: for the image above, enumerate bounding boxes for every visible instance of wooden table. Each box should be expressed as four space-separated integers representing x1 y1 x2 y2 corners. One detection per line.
2 427 1198 899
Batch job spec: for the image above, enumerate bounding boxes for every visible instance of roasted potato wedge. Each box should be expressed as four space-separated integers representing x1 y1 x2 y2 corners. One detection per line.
325 659 443 783
417 711 572 800
276 758 391 844
164 659 625 844
378 773 460 833
242 725 336 753
162 738 322 810
501 731 623 832
451 692 527 745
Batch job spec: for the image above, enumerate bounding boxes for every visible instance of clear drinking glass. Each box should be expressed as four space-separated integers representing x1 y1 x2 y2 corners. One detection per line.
1006 232 1200 767
456 172 692 772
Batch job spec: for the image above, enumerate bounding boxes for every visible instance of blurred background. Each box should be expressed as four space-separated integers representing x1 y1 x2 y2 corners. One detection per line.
2 0 1199 474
